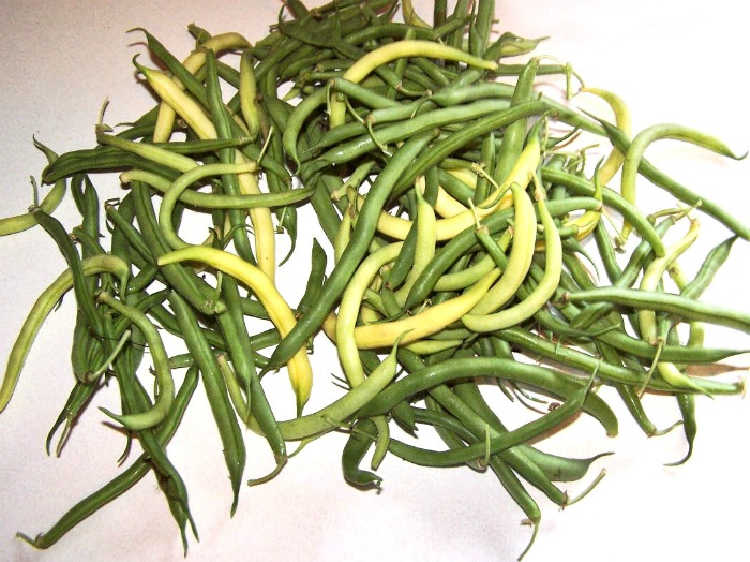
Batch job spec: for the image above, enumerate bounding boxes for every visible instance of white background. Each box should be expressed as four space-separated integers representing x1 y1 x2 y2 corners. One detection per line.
0 1 748 561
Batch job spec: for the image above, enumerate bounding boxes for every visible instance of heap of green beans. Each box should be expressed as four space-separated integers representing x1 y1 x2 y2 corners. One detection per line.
0 0 747 559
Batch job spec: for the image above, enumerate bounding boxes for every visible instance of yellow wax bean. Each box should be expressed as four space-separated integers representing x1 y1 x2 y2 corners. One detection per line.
353 268 500 349
462 188 561 332
472 182 538 314
157 247 312 408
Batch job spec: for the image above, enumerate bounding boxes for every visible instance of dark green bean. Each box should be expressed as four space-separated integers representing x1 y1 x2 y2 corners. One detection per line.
131 181 225 315
494 58 537 184
681 236 736 299
43 147 180 184
168 292 245 515
296 239 328 319
341 418 381 490
359 356 618 436
594 221 622 283
19 366 199 551
669 393 697 466
45 381 96 457
33 209 104 338
390 383 590 467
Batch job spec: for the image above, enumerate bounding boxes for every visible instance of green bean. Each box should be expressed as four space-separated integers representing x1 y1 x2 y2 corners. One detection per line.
389 380 591 467
594 221 622 283
599 329 746 364
159 162 257 250
592 115 750 239
0 254 128 413
224 269 287 464
669 392 697 466
427 383 572 507
385 219 419 290
18 366 199 550
96 131 198 172
0 177 66 236
359 356 618 436
313 99 511 169
567 287 750 335
296 239 328 319
45 381 96 457
33 209 105 337
594 340 673 437
120 169 313 210
239 51 260 140
341 418 382 489
494 58 538 185
130 181 226 315
303 99 434 159
278 340 399 440
437 168 474 206
148 303 225 349
328 39 498 127
681 236 736 299
168 292 245 514
101 312 195 542
329 77 400 109
411 57 451 88
310 173 344 243
266 132 434 372
284 87 329 170
618 122 746 244
402 351 545 536
571 216 679 329
389 101 551 202
42 146 180 183
422 395 485 472
97 293 175 430
539 166 665 256
497 327 738 395
105 201 155 264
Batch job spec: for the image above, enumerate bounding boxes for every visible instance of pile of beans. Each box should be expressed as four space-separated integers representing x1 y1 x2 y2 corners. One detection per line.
1 1 747 559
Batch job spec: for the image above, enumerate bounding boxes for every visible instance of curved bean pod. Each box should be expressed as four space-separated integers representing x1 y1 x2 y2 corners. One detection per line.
158 162 257 250
359 357 618 436
96 293 174 431
618 122 746 245
0 256 128 413
463 188 561 332
329 40 498 127
278 341 400 441
472 182 537 314
120 169 313 210
355 268 500 349
156 246 313 411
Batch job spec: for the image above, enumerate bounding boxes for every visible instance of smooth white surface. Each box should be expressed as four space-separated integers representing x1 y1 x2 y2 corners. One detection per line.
0 1 748 561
